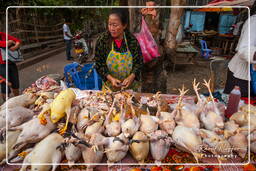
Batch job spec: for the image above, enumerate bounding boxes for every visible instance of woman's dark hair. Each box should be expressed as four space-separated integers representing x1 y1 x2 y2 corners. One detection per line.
109 8 129 26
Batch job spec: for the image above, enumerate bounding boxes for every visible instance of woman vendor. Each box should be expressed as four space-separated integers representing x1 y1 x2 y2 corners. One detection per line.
95 8 143 91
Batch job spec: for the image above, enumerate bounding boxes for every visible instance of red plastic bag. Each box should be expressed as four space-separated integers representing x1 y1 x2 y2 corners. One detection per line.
134 17 160 63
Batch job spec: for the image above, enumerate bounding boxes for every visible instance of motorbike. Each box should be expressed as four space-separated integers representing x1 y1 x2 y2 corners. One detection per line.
74 31 89 64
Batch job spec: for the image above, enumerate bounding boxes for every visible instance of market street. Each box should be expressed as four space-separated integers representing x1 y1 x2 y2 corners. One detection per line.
19 51 70 91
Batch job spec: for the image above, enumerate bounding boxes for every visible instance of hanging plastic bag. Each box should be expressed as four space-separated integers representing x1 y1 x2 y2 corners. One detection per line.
134 17 160 63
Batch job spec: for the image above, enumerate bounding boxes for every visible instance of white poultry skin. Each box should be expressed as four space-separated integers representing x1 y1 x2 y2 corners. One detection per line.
19 133 64 171
230 105 256 133
224 120 240 138
76 134 104 171
174 86 200 129
121 95 140 138
0 106 34 130
76 108 90 133
139 114 159 135
196 80 224 133
148 130 172 164
0 130 21 163
172 125 202 162
152 91 176 135
1 93 37 110
10 114 56 151
158 112 176 135
64 141 81 167
91 132 129 164
248 130 256 153
129 131 149 163
84 118 105 137
104 95 122 137
200 129 232 156
228 129 248 158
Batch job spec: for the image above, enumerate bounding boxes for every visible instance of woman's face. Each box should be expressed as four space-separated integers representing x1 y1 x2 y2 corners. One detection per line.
108 14 126 39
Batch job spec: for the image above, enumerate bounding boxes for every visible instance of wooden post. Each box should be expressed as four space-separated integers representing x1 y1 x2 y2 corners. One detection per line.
164 0 186 51
33 13 39 43
128 0 136 33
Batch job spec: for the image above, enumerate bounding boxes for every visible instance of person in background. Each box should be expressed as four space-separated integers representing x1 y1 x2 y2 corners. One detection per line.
95 8 143 92
224 3 256 97
63 18 73 61
0 32 21 101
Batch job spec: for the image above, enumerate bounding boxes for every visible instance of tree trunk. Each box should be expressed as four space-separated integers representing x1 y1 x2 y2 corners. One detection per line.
119 0 128 6
164 0 186 51
128 0 137 33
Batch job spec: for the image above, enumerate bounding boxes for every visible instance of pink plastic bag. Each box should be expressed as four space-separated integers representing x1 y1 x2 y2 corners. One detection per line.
134 17 160 63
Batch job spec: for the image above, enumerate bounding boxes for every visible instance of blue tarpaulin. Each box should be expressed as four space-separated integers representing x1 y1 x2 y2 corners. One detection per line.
184 10 236 33
184 11 206 32
218 14 237 34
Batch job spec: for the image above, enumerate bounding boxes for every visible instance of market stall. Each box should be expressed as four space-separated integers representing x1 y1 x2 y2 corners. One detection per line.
0 75 255 171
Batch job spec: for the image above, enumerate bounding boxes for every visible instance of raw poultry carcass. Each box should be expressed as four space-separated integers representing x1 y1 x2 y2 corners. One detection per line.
34 91 55 109
0 106 34 130
121 95 140 138
230 105 256 132
10 114 56 151
19 133 64 171
224 120 239 138
122 117 140 138
38 88 76 134
91 133 129 164
228 129 248 158
199 80 224 133
76 108 90 133
251 141 256 153
59 136 82 167
249 130 256 153
129 131 149 163
0 130 21 163
200 129 232 157
174 86 200 129
148 130 172 164
64 142 81 167
158 112 176 135
172 125 202 162
50 88 76 134
139 114 159 135
74 134 104 171
1 93 37 110
104 96 121 137
85 118 105 137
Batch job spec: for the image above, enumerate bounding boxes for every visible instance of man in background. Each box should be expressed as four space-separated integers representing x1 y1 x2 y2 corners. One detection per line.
63 18 73 60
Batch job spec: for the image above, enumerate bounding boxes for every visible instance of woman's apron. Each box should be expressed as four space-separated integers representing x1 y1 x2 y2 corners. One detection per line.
103 33 139 92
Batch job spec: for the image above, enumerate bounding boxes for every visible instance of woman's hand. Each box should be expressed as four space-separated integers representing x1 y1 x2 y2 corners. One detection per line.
122 73 135 88
107 75 121 88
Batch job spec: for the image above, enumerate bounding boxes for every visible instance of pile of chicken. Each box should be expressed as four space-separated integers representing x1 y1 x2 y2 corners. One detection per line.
0 76 255 171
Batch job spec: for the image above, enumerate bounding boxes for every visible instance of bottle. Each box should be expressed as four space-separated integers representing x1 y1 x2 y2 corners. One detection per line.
225 86 241 118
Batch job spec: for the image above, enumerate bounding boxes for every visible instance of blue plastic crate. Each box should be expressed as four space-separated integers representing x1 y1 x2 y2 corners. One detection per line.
64 62 102 90
251 64 256 95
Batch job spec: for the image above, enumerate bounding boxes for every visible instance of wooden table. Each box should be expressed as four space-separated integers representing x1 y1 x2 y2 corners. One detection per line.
212 34 239 55
172 44 199 72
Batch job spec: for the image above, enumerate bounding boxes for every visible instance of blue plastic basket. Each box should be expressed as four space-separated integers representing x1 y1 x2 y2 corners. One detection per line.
64 62 102 90
250 64 256 95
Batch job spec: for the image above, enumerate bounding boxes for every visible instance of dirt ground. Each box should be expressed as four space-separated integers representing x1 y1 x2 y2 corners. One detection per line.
166 56 228 96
